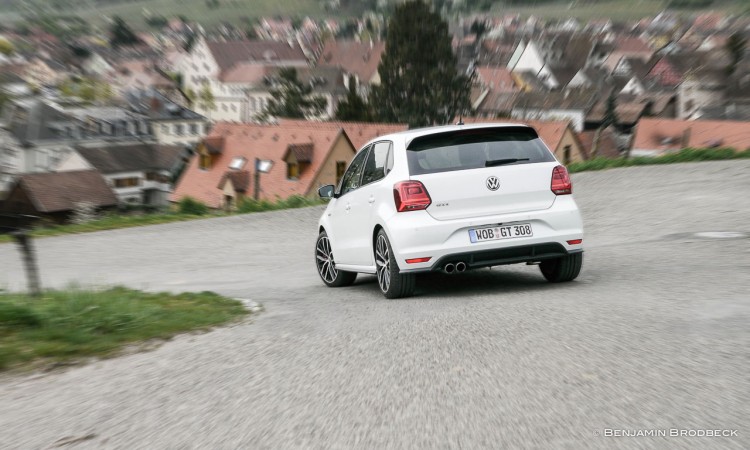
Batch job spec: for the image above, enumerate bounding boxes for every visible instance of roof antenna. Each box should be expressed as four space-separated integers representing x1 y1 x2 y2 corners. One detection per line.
456 113 464 126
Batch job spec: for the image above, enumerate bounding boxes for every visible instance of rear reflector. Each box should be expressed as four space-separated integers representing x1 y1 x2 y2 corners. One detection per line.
567 239 583 245
406 257 432 264
394 180 432 212
551 165 572 195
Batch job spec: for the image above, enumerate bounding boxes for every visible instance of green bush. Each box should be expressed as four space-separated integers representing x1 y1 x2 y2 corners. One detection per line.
237 198 276 213
278 195 311 209
178 196 208 215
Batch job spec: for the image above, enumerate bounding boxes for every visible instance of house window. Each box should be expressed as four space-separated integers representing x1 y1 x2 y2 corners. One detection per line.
336 161 346 184
174 124 184 136
190 123 198 135
287 162 299 179
563 145 571 165
114 177 141 188
199 153 212 170
161 125 169 134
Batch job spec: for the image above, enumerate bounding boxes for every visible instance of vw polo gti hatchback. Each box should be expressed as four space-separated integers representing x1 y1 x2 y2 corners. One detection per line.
314 123 583 299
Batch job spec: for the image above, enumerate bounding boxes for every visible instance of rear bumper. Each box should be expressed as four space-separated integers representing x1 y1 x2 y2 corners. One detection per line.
422 243 582 273
384 196 584 272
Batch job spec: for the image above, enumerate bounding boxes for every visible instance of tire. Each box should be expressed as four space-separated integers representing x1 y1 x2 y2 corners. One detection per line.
374 229 415 299
315 231 357 287
539 252 583 283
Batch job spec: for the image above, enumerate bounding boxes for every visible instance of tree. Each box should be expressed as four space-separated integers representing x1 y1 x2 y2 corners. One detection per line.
335 75 373 122
109 16 141 48
198 83 215 118
369 0 472 127
725 32 747 76
257 68 327 120
592 90 619 159
470 19 488 40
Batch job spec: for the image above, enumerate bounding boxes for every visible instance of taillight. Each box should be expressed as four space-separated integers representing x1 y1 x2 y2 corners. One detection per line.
551 165 572 195
393 180 431 212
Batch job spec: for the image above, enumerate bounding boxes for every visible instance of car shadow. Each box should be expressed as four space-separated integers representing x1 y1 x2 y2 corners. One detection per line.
350 267 579 299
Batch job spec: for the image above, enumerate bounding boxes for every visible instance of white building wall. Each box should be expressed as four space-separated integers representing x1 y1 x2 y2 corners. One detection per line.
511 108 586 132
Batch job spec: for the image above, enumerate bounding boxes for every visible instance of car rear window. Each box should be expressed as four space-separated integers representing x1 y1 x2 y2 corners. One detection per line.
406 126 556 175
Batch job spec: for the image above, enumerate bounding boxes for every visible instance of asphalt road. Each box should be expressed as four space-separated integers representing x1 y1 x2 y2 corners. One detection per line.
1 160 749 449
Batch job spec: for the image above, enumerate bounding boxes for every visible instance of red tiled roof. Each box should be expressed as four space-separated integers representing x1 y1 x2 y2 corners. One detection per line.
578 128 621 159
632 118 750 154
172 122 355 206
220 63 273 83
285 143 314 162
317 40 385 82
615 36 651 53
277 119 408 150
476 66 518 93
217 170 251 192
207 40 307 73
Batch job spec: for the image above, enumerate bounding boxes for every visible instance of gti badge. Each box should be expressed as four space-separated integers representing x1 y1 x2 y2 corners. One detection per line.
486 176 500 191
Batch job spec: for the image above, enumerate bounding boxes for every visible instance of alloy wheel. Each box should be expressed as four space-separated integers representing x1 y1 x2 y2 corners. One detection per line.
316 236 338 283
375 234 391 292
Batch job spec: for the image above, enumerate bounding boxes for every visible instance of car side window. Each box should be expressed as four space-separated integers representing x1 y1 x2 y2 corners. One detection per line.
361 141 392 186
338 147 370 196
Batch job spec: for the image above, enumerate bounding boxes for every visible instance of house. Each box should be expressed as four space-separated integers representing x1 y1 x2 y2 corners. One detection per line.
631 118 750 156
109 60 175 96
507 33 595 90
125 90 209 146
577 126 623 159
246 66 348 121
0 170 117 224
176 36 309 119
471 66 518 117
316 39 385 97
510 90 599 132
172 122 356 209
463 117 588 164
57 143 188 206
599 36 654 73
0 98 154 195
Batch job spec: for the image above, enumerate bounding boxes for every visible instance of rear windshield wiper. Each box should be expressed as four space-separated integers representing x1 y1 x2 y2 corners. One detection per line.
485 158 530 167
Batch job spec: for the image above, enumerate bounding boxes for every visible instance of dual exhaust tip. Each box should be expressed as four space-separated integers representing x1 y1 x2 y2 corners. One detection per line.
444 262 467 274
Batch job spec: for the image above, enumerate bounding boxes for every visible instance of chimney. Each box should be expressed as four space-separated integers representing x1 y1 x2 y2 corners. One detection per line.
149 96 162 112
681 127 691 149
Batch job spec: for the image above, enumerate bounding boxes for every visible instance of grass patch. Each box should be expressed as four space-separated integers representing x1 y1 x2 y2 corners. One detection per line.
0 287 248 371
568 148 750 173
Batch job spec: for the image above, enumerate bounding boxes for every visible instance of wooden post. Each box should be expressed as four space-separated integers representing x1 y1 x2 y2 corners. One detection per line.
11 231 42 297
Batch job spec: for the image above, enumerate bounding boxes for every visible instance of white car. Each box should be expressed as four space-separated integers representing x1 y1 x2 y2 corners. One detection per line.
315 123 583 299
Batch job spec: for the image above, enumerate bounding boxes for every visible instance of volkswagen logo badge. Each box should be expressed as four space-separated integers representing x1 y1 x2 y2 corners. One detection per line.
486 176 500 191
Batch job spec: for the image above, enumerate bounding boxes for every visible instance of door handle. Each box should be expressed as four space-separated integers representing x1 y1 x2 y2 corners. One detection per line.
368 196 375 204
345 204 351 211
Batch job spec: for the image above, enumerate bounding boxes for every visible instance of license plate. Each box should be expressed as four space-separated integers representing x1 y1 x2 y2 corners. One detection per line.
469 223 533 243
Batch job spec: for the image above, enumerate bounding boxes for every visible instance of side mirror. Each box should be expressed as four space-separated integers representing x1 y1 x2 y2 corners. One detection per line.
318 184 335 199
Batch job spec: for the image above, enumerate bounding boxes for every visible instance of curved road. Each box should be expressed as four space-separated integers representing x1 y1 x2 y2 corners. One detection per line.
1 160 749 449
